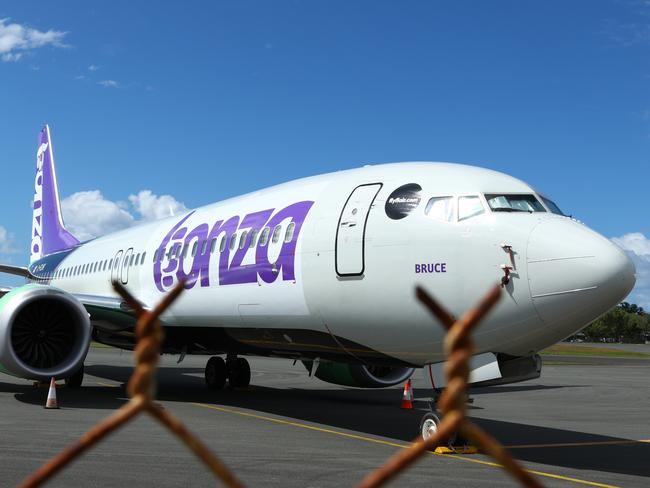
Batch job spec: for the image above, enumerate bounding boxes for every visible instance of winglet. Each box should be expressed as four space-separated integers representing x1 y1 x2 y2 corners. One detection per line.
30 125 79 263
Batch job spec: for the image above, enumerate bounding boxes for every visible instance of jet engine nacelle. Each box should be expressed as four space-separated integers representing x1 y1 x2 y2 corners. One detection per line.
0 285 91 381
305 360 415 388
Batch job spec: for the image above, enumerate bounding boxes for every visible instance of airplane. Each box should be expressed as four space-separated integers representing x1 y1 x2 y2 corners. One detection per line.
0 125 636 435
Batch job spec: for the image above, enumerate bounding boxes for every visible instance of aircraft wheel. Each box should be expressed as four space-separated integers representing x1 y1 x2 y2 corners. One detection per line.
205 356 227 390
420 412 458 446
65 364 84 388
419 412 441 441
228 357 251 388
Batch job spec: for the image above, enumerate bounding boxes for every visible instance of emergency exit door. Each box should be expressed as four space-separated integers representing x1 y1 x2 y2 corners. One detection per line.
335 183 382 276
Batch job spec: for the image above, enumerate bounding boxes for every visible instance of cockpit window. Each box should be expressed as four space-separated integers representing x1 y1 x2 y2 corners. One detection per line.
458 196 485 221
425 196 454 222
540 196 565 216
485 194 546 213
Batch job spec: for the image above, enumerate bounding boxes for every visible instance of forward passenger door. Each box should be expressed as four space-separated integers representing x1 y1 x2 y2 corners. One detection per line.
335 183 382 276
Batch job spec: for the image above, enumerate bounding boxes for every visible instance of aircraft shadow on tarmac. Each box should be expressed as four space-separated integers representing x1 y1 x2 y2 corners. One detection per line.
5 364 649 480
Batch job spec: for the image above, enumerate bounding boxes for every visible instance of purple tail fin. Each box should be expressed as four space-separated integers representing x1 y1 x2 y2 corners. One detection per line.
30 125 79 263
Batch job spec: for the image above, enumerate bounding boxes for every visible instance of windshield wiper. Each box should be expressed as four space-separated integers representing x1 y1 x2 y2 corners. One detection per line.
491 207 526 212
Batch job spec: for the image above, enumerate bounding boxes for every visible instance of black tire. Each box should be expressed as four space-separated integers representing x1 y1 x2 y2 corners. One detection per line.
229 357 251 388
419 412 441 442
419 412 458 447
205 356 227 390
65 364 84 388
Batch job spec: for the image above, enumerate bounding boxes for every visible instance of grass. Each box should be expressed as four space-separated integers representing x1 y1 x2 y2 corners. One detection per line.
541 343 650 358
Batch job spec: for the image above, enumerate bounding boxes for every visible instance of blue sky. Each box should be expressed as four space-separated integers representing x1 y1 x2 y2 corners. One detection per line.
0 1 649 306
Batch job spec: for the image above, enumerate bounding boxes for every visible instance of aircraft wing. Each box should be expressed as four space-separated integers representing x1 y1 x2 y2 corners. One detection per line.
74 293 144 333
0 264 32 278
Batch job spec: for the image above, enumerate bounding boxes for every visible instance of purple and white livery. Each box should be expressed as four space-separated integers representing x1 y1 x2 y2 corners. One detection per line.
31 126 79 263
0 125 636 422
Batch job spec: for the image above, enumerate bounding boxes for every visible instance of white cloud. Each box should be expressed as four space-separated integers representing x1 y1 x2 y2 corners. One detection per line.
0 226 17 255
61 191 134 241
0 18 67 62
98 79 118 88
613 232 650 256
88 64 99 71
612 232 650 309
60 190 187 240
128 190 188 221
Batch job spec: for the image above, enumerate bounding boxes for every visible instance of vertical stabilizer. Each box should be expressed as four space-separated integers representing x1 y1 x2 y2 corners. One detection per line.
30 125 79 263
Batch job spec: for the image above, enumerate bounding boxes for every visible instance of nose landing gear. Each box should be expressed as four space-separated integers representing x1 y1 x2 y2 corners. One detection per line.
204 355 251 390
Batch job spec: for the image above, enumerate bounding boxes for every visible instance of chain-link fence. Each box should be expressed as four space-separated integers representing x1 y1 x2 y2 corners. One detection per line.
19 281 543 488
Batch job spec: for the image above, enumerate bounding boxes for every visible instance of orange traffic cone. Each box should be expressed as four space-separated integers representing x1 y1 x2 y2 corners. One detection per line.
44 377 59 409
401 379 413 409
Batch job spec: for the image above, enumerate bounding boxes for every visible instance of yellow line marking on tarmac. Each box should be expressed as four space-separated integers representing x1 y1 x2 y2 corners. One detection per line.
192 403 408 449
192 403 617 488
440 455 618 488
95 381 119 388
506 439 650 449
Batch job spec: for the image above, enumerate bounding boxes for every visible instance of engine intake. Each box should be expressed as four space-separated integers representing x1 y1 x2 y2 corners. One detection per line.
305 360 415 388
0 285 91 381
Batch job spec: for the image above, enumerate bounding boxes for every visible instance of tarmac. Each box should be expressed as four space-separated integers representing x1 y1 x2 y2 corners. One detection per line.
1 347 649 488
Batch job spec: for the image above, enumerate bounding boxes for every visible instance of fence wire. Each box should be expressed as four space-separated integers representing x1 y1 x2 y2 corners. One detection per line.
19 282 544 488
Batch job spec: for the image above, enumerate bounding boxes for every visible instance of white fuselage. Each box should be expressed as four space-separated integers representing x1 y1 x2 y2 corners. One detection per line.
34 162 635 366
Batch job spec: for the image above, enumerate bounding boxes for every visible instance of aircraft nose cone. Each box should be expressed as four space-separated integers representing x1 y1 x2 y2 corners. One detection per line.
527 219 636 329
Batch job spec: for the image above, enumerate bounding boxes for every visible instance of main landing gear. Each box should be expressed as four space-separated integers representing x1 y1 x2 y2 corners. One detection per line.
64 364 84 388
204 355 251 390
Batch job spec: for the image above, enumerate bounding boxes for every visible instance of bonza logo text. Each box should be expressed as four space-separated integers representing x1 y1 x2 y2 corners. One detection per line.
154 201 314 291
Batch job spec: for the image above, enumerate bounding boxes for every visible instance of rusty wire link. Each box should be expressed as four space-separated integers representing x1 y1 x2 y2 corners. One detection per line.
356 284 544 488
19 280 245 488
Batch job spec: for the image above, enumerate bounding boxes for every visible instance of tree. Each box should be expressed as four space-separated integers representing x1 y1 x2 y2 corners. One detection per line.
582 302 648 343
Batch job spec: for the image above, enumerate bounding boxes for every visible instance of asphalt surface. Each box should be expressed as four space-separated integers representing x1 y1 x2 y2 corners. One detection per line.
1 348 649 488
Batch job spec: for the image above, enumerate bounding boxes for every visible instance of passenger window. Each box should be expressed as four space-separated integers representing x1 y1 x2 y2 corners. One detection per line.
239 231 248 250
425 196 455 222
130 254 135 266
153 249 159 262
229 233 237 251
201 240 208 255
458 196 485 221
272 225 282 244
285 222 295 243
249 229 258 249
135 254 140 266
219 235 227 253
210 238 217 254
191 241 198 257
260 227 270 247
182 244 189 258
109 259 113 269
141 253 146 265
